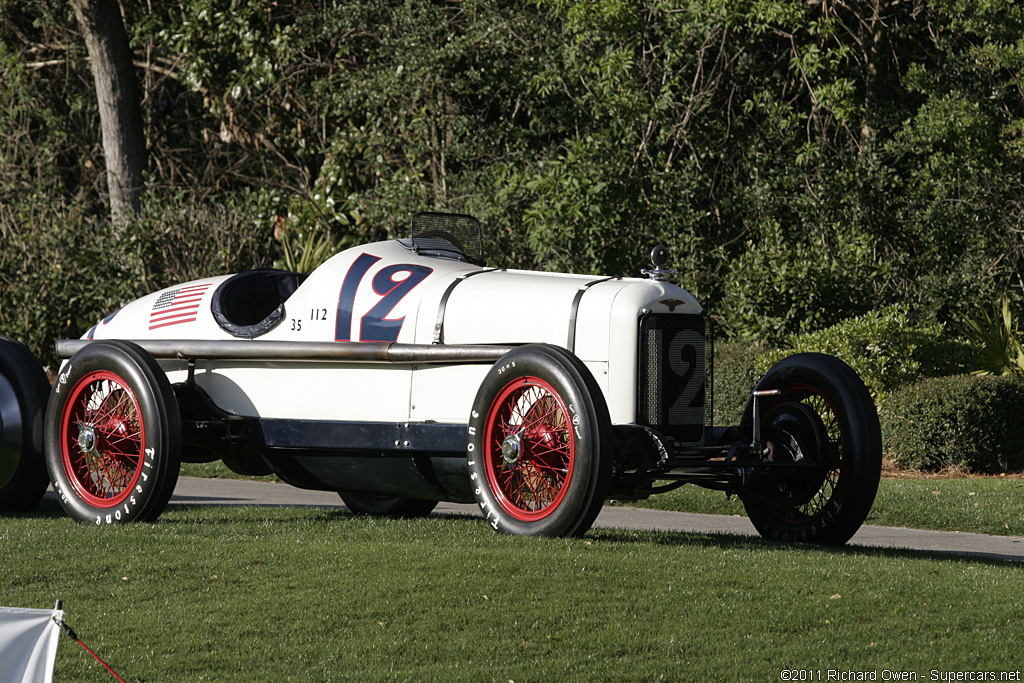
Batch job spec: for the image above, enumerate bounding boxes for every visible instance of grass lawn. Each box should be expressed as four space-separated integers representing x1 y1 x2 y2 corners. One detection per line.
619 474 1024 537
4 501 1022 682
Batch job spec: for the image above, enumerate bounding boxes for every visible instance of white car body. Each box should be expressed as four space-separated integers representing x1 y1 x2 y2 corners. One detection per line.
83 239 702 427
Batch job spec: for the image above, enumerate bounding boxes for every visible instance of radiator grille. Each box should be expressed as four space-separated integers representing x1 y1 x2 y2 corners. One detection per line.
636 313 711 445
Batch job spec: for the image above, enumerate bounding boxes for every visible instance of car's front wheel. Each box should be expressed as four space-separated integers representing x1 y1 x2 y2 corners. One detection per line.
739 353 882 544
466 345 611 537
45 341 181 524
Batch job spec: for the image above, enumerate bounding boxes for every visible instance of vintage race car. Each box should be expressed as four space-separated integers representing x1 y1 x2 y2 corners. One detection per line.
0 213 882 541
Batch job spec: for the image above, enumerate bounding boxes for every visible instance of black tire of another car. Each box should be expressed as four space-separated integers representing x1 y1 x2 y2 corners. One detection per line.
466 344 612 537
0 336 52 512
740 352 882 545
45 340 182 524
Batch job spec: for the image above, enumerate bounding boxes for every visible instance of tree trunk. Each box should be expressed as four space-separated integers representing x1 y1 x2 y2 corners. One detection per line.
70 0 145 225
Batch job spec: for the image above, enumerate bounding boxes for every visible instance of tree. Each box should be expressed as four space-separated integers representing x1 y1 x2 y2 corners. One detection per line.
70 0 145 225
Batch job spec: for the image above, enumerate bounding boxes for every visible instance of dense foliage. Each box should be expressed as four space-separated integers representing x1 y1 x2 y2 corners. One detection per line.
3 0 1024 371
754 305 976 398
882 374 1024 473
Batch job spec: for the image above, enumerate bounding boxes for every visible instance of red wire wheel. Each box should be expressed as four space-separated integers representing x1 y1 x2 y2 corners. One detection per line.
482 376 575 521
740 353 882 545
467 345 611 537
59 370 145 508
45 340 181 524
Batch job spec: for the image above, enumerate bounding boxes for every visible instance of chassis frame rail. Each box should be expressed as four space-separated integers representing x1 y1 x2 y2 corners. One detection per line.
56 339 517 364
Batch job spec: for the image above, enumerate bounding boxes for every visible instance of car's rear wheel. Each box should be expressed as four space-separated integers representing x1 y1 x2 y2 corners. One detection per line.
45 341 181 524
338 493 438 518
739 353 882 544
0 336 51 512
467 345 611 537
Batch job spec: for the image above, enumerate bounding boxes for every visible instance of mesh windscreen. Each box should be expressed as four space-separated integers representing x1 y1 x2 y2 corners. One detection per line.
410 212 484 265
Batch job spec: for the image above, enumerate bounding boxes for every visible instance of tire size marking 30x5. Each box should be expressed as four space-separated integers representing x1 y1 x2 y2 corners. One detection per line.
335 253 433 343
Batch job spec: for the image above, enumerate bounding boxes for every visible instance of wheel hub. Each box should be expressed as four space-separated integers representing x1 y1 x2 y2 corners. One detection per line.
501 433 522 469
76 421 98 455
764 402 831 506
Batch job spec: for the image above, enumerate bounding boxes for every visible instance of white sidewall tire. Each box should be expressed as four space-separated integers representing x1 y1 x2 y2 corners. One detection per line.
45 341 182 524
466 344 611 537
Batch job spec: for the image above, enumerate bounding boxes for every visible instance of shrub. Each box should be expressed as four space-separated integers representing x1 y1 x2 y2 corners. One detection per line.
0 190 275 368
955 297 1024 376
881 374 1024 473
712 340 775 426
0 198 136 369
717 220 880 345
754 305 975 400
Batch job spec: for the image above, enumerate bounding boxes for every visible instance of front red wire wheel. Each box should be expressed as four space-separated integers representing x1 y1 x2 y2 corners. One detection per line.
483 376 575 521
59 370 144 508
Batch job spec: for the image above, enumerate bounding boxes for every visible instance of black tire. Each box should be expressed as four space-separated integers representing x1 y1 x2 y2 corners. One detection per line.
0 336 51 512
739 353 882 544
466 344 612 537
338 493 438 518
45 341 182 524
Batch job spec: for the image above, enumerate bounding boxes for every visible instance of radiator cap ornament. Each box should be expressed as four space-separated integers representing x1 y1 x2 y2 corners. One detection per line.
642 245 677 282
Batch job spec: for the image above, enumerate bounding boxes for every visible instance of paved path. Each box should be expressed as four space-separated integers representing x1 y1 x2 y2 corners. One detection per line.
171 477 1024 563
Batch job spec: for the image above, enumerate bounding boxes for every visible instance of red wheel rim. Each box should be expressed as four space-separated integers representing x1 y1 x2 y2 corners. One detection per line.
60 370 145 508
483 376 575 521
764 384 843 522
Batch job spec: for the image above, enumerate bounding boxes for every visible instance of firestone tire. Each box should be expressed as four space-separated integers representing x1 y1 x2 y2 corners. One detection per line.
44 341 182 524
0 336 51 512
739 353 882 545
338 493 438 518
467 344 612 537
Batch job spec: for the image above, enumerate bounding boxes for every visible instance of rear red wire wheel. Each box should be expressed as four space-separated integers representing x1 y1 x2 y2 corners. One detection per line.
467 344 611 537
59 370 145 508
482 376 575 521
45 340 181 524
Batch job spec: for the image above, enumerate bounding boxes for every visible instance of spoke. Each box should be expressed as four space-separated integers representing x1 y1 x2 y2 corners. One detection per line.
486 376 575 519
64 374 145 503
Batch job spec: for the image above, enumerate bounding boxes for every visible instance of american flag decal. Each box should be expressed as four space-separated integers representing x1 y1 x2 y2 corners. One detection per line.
149 283 212 330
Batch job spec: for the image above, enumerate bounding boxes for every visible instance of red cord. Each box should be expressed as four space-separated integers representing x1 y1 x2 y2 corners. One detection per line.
72 637 128 683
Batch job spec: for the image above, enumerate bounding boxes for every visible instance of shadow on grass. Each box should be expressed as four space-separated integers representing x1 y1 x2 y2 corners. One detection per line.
11 497 70 520
427 509 1024 566
28 496 1023 567
587 526 1024 566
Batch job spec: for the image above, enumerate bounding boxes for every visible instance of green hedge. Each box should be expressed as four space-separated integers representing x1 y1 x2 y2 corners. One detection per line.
0 192 275 368
755 306 975 400
881 374 1024 473
712 340 774 426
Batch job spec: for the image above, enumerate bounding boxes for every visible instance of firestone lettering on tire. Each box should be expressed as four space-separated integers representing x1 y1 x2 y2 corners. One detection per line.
54 364 72 395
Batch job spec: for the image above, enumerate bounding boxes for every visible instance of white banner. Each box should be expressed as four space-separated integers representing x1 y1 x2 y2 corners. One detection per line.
0 606 62 683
